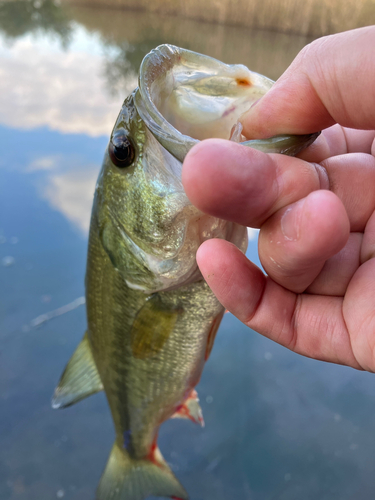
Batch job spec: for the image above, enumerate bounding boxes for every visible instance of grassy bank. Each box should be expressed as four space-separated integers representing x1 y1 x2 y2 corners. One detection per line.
63 0 375 36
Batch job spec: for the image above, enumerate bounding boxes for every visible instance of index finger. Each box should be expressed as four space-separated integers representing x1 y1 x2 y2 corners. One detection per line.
242 26 375 139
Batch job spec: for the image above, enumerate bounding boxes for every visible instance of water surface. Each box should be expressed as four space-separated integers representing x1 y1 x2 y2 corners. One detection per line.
1 3 375 499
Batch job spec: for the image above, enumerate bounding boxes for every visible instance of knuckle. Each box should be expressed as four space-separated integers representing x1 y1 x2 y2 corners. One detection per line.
312 162 330 190
297 36 338 102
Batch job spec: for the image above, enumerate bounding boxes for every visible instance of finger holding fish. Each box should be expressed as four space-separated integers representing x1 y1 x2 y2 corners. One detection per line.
183 139 348 293
298 125 375 164
258 190 349 293
182 139 329 228
258 152 375 292
183 137 375 233
183 28 375 374
196 239 362 369
194 188 349 296
240 27 375 139
183 135 375 296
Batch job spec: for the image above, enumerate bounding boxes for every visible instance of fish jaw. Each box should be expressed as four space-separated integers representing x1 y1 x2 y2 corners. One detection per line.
240 131 321 155
95 93 248 294
136 44 274 162
136 44 320 161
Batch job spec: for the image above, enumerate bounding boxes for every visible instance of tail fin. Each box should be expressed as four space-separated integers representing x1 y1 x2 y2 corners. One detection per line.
97 442 188 500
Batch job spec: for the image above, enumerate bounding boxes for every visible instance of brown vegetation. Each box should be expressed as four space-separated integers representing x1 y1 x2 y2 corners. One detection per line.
63 0 375 37
64 5 314 81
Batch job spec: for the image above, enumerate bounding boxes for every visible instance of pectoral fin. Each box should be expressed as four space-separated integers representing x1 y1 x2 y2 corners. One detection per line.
52 332 103 409
171 389 204 427
131 294 181 360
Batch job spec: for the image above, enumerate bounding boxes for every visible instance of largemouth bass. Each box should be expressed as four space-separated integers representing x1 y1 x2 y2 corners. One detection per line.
52 45 319 500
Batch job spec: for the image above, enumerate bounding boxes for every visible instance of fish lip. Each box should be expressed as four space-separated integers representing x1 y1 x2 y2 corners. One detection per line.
135 87 197 163
136 44 320 160
241 131 322 156
135 45 200 162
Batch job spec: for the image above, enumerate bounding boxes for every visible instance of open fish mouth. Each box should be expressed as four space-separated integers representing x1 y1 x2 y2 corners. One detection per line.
135 44 319 162
100 45 319 294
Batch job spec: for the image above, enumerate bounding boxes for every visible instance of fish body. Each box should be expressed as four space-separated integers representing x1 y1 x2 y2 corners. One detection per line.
53 45 319 500
87 220 223 499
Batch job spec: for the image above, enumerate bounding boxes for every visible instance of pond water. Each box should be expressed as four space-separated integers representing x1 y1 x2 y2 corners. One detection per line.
1 2 375 499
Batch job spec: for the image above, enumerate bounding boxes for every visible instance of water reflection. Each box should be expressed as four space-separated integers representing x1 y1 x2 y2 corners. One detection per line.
70 5 314 84
27 154 98 233
42 166 97 234
0 0 313 137
0 31 126 136
1 3 375 500
0 0 72 45
26 151 98 235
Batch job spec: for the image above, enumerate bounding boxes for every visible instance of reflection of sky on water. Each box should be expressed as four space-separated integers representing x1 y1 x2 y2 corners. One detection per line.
1 124 104 235
29 152 98 234
0 28 136 136
1 5 375 500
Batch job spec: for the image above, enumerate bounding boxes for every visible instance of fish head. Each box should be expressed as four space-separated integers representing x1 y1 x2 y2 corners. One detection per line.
94 45 318 294
94 89 247 293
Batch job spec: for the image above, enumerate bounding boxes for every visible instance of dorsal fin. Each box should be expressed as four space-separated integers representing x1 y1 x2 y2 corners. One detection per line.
52 332 103 409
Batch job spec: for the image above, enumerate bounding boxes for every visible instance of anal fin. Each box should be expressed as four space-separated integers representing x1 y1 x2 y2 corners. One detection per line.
171 389 204 427
52 331 103 409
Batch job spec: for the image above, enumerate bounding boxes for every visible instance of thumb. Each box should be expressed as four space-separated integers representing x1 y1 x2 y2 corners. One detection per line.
242 26 375 138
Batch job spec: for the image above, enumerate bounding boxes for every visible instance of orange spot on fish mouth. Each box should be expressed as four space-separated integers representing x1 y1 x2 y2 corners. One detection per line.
236 77 252 86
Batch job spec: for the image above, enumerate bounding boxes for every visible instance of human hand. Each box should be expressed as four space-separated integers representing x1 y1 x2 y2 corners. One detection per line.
182 26 375 371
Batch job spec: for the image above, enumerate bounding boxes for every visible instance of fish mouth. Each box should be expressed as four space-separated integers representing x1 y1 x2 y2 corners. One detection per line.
113 45 319 293
135 44 320 161
135 44 271 161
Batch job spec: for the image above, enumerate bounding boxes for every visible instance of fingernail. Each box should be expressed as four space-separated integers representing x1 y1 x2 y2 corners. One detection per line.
281 199 305 241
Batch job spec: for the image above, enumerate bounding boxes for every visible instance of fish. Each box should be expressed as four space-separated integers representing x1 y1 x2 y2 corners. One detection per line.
52 44 319 500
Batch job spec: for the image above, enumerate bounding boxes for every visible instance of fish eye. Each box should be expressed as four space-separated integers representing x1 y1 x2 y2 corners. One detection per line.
108 131 135 168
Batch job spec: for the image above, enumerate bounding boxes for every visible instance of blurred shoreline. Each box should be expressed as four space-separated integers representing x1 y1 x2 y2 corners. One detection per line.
62 0 375 36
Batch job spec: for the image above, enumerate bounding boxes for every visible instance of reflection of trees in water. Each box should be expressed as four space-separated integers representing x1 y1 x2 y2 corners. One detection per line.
66 5 314 96
102 40 163 98
0 0 72 45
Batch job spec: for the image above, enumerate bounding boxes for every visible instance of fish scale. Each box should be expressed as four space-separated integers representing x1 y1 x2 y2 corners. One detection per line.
87 214 223 458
